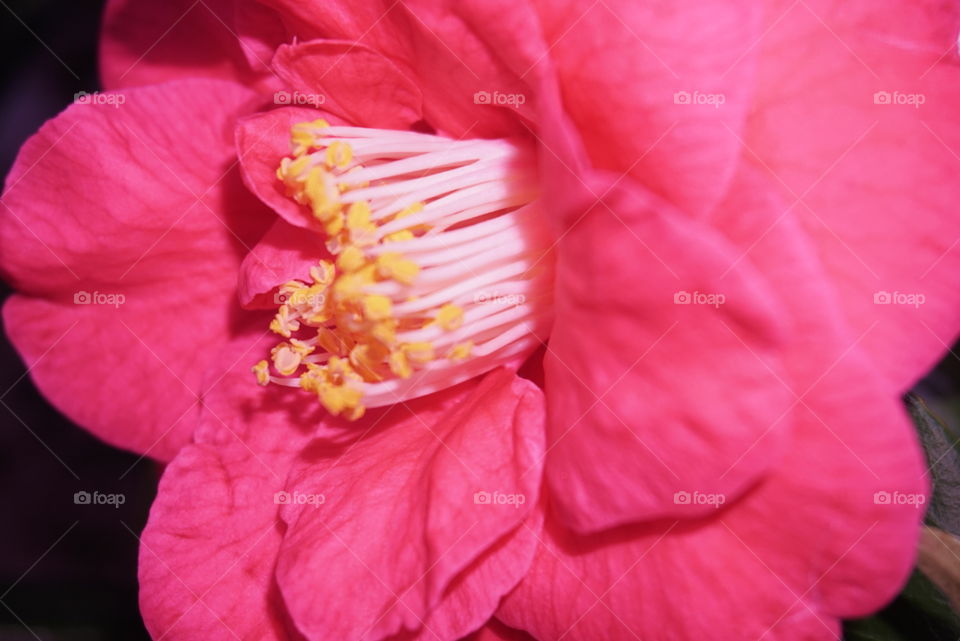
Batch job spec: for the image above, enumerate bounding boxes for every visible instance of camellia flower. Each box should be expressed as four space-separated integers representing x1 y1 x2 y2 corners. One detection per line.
3 1 960 640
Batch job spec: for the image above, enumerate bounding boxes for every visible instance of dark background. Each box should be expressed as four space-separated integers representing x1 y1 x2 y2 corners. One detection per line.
1 2 960 640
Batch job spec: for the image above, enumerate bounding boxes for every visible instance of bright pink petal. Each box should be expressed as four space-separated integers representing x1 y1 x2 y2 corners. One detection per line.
0 79 272 460
100 0 276 91
258 0 549 137
272 40 423 129
530 0 763 216
235 106 345 231
238 218 329 309
498 167 927 640
746 0 960 390
544 175 792 532
275 368 546 641
138 329 311 641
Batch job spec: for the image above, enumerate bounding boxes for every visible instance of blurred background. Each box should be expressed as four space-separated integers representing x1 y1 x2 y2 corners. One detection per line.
1 1 959 640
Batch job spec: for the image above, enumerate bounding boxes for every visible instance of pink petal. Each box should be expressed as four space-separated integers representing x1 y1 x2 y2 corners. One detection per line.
0 79 273 460
138 329 314 641
235 106 347 231
272 40 423 129
544 175 792 533
100 0 275 91
497 166 927 640
746 0 960 390
237 218 330 309
529 0 763 216
275 368 546 641
256 0 549 137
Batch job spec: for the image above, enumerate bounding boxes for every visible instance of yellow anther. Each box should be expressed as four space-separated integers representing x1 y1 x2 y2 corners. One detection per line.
384 230 415 243
290 118 329 155
289 338 316 356
323 212 344 237
393 202 430 233
345 201 378 246
362 295 393 322
388 349 412 379
395 202 424 219
403 342 435 366
269 305 300 338
431 304 464 331
325 141 353 169
310 260 336 287
448 341 473 361
271 342 304 376
371 320 397 346
349 343 387 381
317 327 349 355
336 245 367 273
252 360 270 386
288 283 325 308
278 156 313 200
375 252 419 285
304 167 339 220
332 266 375 302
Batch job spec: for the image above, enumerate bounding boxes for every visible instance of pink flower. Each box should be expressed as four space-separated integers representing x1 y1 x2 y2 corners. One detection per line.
3 1 959 640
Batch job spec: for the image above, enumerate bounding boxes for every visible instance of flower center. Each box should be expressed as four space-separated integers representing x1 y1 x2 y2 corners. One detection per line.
252 120 554 420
